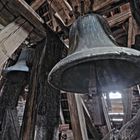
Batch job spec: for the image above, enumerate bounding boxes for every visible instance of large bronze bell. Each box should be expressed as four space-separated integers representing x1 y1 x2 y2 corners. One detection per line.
48 14 140 93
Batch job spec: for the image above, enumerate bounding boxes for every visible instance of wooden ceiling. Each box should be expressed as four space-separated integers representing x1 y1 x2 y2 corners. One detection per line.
0 0 136 75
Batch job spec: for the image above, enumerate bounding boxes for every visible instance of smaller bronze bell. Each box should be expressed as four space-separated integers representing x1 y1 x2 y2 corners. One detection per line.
4 48 30 73
48 14 140 93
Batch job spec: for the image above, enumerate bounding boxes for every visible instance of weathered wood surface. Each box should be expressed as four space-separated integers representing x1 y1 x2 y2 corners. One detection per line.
31 0 46 11
118 108 140 140
122 89 132 124
83 94 105 126
101 97 112 132
0 109 20 140
36 28 67 140
19 42 43 140
0 1 17 26
10 0 46 37
127 17 134 47
67 93 87 140
0 18 33 70
82 99 101 140
47 0 74 24
0 72 28 140
75 95 88 140
20 26 67 140
0 0 47 70
0 72 28 108
108 8 131 27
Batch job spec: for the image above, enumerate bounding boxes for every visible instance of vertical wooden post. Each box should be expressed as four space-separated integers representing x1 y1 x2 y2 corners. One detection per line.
21 26 67 140
122 89 132 124
128 16 140 48
75 94 88 139
101 97 112 132
128 17 134 47
35 28 66 140
19 44 43 140
67 93 88 140
60 104 65 124
0 72 27 140
82 99 101 140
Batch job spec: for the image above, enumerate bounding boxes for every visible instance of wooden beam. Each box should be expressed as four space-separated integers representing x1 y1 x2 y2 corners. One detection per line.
93 0 127 12
1 109 20 140
83 95 106 126
75 95 88 140
0 18 33 70
67 93 88 140
128 17 140 47
63 0 73 11
84 0 90 13
0 0 47 70
60 104 65 124
0 0 45 27
10 0 46 37
127 17 134 47
0 72 27 140
82 99 101 140
19 45 42 140
47 0 73 24
59 0 72 18
93 0 114 11
122 89 132 124
107 10 131 27
20 28 66 140
101 97 112 132
0 1 17 26
31 0 46 11
120 3 130 12
69 0 80 9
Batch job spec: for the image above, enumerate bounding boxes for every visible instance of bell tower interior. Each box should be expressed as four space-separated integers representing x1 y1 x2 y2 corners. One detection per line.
0 0 140 140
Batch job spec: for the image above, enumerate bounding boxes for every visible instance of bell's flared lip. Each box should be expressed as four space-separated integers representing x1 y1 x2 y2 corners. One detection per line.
48 47 140 93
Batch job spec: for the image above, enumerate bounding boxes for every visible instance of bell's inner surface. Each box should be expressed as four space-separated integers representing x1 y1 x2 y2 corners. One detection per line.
61 59 140 93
